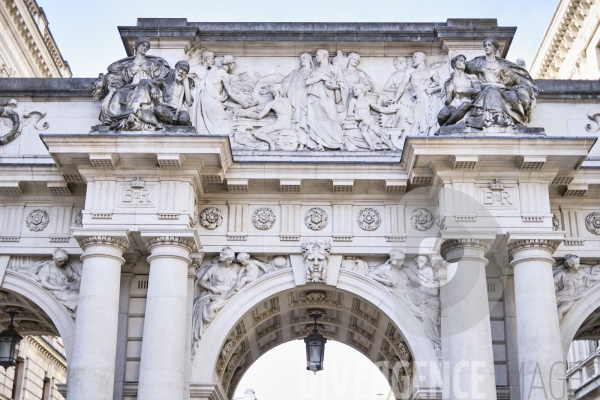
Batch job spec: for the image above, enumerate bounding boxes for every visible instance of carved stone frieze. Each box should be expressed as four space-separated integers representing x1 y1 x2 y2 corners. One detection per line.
302 240 331 283
585 212 600 235
199 207 223 230
26 209 49 232
252 207 276 230
304 207 328 231
357 208 381 231
0 99 48 146
410 208 433 231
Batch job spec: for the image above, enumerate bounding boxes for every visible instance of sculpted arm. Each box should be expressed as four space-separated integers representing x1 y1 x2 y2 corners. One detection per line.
369 99 397 115
197 266 221 294
391 74 410 102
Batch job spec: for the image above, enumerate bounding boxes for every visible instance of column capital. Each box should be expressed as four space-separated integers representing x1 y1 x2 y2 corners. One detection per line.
506 231 564 256
140 228 200 253
439 231 496 262
72 228 131 253
441 239 492 258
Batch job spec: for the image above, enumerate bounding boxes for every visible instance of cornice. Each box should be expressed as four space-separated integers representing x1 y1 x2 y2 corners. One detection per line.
25 336 67 373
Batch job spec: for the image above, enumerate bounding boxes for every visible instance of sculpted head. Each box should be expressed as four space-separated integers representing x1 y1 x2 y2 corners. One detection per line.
415 255 429 269
483 37 500 56
302 241 331 272
450 54 467 71
218 55 236 72
389 249 406 268
315 49 330 64
174 60 190 82
236 252 251 266
564 254 581 271
353 83 366 97
269 83 285 98
299 53 312 68
219 246 236 266
52 248 69 267
201 50 215 67
393 56 407 70
412 52 426 66
348 52 360 67
134 37 151 56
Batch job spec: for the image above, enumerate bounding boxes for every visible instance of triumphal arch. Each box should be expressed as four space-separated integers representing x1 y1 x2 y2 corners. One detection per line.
0 17 599 400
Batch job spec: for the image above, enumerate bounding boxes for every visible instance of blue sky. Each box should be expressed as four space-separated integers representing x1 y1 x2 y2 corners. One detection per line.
40 0 559 77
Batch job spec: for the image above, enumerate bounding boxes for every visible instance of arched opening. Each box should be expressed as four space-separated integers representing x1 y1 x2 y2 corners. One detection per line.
233 340 392 399
191 268 440 399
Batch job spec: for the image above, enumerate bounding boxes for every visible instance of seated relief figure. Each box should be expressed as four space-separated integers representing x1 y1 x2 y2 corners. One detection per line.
33 248 81 317
367 250 440 340
441 37 538 129
437 54 482 127
93 37 196 130
192 247 273 341
554 254 600 319
197 55 259 135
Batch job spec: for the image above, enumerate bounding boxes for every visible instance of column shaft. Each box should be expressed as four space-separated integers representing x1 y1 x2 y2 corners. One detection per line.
137 237 193 400
509 240 567 400
67 237 128 400
441 239 497 400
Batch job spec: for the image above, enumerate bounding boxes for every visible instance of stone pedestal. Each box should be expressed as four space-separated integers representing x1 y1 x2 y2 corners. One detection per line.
508 234 566 400
67 234 129 400
137 235 196 400
441 239 497 400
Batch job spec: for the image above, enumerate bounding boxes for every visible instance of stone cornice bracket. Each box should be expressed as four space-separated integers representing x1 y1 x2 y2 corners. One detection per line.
440 239 492 261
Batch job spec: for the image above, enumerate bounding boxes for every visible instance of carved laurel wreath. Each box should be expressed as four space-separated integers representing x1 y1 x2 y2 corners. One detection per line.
199 207 223 230
410 208 434 231
252 207 276 230
585 212 600 235
357 208 381 231
26 209 49 232
305 207 328 231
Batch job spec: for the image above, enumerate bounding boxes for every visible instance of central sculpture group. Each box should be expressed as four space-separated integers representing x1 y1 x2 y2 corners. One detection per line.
92 37 538 151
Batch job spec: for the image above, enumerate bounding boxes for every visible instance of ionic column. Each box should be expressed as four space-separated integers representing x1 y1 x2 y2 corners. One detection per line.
137 234 196 400
441 239 497 400
507 235 566 400
68 234 129 400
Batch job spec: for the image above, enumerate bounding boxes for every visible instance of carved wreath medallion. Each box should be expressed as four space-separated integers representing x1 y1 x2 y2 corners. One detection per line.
252 207 276 230
305 207 328 231
410 208 434 231
585 212 600 235
199 207 223 230
357 208 381 231
26 209 49 232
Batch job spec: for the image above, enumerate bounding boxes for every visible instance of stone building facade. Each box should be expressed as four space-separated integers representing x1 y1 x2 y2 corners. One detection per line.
1 16 600 400
0 0 71 78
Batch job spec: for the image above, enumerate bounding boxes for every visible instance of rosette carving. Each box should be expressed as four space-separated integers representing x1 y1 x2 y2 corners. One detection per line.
252 208 276 230
585 212 600 235
305 207 328 231
357 208 381 231
200 207 223 230
410 208 433 231
26 209 49 232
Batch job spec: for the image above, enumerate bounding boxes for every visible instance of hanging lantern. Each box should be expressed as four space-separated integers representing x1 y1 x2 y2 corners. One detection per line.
0 310 22 369
304 312 327 374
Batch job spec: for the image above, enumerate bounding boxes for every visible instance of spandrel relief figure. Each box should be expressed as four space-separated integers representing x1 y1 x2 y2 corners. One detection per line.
235 84 293 150
186 44 215 132
92 37 173 130
192 247 273 341
33 248 81 317
345 84 397 150
462 37 539 128
368 250 440 339
554 254 600 319
386 52 444 136
300 49 349 150
197 55 259 135
437 54 481 127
